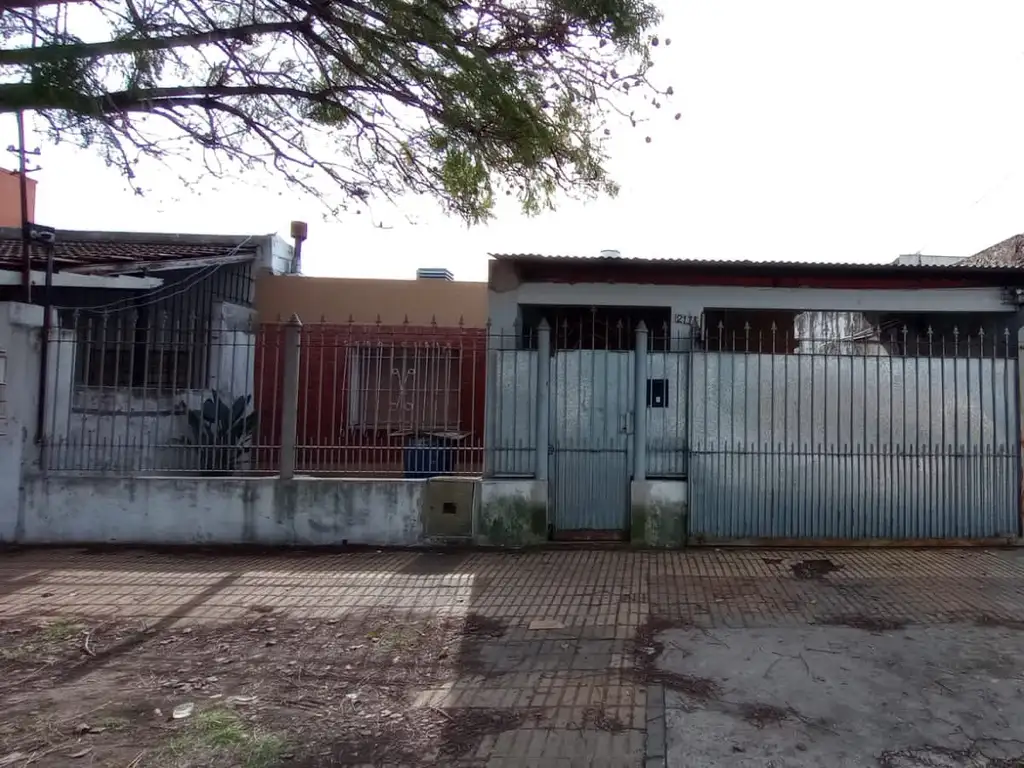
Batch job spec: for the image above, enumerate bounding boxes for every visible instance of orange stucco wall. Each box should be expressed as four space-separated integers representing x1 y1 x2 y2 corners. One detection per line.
0 169 36 227
255 273 488 327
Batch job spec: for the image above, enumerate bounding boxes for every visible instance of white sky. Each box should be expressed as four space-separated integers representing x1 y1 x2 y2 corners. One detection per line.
4 0 1024 282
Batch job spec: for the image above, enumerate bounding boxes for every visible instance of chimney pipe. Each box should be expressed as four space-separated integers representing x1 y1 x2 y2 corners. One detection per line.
290 220 308 274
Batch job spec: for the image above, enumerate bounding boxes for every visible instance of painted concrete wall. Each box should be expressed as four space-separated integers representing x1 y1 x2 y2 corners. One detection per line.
17 475 424 546
256 273 487 325
488 283 1013 348
630 480 687 548
0 303 44 541
476 479 548 546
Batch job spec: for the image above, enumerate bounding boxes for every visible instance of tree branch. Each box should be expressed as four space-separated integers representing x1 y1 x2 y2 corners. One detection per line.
0 19 307 66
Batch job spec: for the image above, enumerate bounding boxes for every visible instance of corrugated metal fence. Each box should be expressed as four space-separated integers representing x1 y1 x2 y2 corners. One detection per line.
687 323 1020 541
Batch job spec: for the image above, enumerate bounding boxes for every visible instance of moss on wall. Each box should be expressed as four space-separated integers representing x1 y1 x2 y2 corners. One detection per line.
631 493 687 548
477 494 547 547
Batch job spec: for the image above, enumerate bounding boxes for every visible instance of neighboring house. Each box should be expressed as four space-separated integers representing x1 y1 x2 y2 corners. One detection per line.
962 232 1024 268
485 253 1024 543
253 269 488 476
0 169 36 228
0 227 294 472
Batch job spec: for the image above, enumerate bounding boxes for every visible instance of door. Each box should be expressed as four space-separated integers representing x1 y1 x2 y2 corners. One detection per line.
548 350 633 538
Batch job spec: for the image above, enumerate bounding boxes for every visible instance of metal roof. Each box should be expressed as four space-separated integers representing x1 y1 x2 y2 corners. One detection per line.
489 252 1023 273
0 228 260 271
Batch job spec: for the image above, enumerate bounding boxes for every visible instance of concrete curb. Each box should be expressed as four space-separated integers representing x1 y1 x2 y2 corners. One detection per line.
644 682 667 768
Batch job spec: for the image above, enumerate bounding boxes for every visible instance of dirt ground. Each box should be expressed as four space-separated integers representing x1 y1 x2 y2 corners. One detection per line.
0 610 520 767
3 547 1024 767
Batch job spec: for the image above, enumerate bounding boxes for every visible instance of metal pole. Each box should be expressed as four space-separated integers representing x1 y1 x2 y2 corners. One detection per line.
16 111 31 304
634 321 648 482
34 239 54 463
535 319 550 480
280 314 302 480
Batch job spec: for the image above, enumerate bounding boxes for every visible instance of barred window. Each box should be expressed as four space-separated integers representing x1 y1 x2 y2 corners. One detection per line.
73 310 208 391
350 343 461 432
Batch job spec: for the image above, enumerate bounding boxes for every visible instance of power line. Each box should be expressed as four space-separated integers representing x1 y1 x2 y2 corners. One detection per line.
56 235 255 313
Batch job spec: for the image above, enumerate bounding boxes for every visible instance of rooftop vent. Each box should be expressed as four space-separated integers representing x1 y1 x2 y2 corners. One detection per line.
416 267 454 281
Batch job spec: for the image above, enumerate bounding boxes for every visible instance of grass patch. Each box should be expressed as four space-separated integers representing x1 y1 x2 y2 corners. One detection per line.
42 619 82 642
161 708 285 768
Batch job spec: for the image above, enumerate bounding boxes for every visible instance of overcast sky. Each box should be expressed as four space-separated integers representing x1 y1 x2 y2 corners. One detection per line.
4 0 1024 282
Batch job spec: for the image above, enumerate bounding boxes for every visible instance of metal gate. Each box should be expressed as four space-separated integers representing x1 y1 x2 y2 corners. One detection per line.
549 350 633 537
687 324 1021 541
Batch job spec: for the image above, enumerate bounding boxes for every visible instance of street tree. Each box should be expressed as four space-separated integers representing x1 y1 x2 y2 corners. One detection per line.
0 0 670 221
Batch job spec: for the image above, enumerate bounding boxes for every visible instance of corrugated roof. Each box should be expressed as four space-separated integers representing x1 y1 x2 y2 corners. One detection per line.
0 228 260 271
961 234 1024 268
489 252 1020 272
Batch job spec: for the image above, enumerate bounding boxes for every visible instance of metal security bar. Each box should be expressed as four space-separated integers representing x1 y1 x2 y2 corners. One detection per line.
289 320 494 477
688 318 1021 541
42 311 504 477
43 307 270 474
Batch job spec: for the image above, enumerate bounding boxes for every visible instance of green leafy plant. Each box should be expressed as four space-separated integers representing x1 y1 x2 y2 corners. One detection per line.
182 391 258 473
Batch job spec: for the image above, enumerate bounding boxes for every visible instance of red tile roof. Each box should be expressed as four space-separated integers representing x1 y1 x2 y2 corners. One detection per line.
0 229 259 271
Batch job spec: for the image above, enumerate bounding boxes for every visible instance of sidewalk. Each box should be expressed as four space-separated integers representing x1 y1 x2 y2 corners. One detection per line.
0 547 1022 766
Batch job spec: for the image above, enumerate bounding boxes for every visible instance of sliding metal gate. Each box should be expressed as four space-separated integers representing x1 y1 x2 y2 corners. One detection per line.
687 327 1021 541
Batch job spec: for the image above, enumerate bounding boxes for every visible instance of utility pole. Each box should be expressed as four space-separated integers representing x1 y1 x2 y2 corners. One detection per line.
7 113 41 303
16 112 31 303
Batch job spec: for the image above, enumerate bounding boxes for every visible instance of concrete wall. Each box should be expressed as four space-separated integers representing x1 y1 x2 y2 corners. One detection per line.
488 281 1013 346
17 475 424 546
15 474 555 548
256 274 487 325
476 479 548 547
630 480 687 548
0 303 44 541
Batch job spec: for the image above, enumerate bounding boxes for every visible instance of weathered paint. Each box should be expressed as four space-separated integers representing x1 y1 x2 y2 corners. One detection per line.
630 480 688 548
0 303 45 542
476 479 548 547
17 475 424 546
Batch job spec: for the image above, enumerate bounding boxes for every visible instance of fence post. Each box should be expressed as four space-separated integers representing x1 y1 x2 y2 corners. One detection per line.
535 319 551 481
280 313 302 480
634 321 648 482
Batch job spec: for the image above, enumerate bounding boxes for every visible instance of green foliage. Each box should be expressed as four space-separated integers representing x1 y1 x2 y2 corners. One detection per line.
181 391 257 473
0 0 672 221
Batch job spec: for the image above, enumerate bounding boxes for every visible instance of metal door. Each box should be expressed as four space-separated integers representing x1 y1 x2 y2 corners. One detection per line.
549 350 633 537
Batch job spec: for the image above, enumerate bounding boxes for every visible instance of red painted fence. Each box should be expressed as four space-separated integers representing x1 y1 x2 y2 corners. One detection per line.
254 323 489 476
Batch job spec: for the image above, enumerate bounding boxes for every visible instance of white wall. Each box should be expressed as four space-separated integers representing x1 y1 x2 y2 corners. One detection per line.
0 303 44 541
18 476 424 546
209 301 256 398
488 282 1013 347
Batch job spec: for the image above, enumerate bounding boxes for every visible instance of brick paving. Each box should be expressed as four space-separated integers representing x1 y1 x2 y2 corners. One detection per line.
1 547 1023 766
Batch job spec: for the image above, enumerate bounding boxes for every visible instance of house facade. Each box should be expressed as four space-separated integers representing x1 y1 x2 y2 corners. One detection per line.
483 254 1024 544
0 227 294 475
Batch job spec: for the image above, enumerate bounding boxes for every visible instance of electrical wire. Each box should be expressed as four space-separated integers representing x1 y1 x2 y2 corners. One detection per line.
55 235 255 314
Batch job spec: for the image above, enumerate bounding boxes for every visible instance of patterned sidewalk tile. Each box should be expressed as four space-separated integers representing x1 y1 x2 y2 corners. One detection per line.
1 547 1023 766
